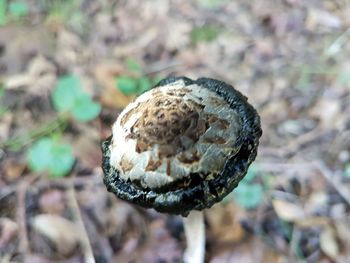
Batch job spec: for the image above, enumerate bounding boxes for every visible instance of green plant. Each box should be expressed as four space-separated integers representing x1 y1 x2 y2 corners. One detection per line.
190 25 220 44
0 0 6 25
1 115 67 151
126 58 142 72
9 1 28 17
52 75 101 122
224 166 264 209
115 58 161 96
39 0 87 33
0 0 28 25
343 164 350 178
0 84 8 117
41 0 78 17
233 182 263 209
198 0 229 8
337 70 350 86
27 137 75 177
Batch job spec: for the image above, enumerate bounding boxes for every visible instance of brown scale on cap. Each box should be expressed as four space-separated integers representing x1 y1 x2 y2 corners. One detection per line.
177 150 201 164
207 114 230 129
124 88 212 158
145 158 162 171
119 157 133 173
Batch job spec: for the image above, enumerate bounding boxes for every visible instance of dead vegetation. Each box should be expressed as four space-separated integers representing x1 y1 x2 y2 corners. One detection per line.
1 0 350 262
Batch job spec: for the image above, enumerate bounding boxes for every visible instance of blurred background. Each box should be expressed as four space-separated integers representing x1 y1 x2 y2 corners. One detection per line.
1 0 350 262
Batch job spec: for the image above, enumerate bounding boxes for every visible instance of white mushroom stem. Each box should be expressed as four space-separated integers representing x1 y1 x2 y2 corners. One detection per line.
183 211 205 263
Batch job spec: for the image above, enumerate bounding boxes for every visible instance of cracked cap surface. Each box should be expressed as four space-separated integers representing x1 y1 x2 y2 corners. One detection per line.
102 77 262 216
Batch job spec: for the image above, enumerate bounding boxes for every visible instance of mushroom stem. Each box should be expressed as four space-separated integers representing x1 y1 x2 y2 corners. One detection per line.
183 211 205 263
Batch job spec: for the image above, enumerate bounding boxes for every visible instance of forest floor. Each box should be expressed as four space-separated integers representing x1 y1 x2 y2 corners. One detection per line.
1 0 350 262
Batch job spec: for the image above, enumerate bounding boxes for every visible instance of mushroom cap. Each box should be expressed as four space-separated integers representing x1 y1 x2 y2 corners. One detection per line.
102 77 262 216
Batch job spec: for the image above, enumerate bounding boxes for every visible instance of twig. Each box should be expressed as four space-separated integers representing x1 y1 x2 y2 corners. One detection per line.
0 115 68 149
289 226 302 260
0 174 102 201
0 254 12 263
144 61 184 75
259 129 335 158
16 181 31 254
67 181 96 263
0 185 16 200
16 174 41 255
34 173 102 189
324 27 350 57
314 161 350 207
256 161 350 207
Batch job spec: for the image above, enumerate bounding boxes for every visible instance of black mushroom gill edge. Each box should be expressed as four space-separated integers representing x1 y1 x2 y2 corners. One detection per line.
102 77 262 216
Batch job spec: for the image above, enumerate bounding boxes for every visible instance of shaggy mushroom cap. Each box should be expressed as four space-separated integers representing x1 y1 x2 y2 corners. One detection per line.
102 77 262 216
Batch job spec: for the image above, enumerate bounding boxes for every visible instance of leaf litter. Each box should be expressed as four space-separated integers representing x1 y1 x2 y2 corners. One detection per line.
0 0 350 262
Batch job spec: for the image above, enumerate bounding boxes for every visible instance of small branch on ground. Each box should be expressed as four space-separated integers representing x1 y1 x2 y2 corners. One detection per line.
16 175 39 255
67 180 96 263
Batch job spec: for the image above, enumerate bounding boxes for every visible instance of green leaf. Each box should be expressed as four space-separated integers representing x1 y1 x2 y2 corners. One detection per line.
52 75 101 122
126 58 142 72
243 166 257 183
138 76 152 94
116 76 139 95
233 182 263 209
52 75 82 112
71 95 101 122
48 142 75 177
191 25 220 44
27 137 53 172
198 0 228 8
343 164 350 178
27 137 75 177
9 1 28 17
0 83 4 98
0 0 7 25
0 106 8 118
337 70 350 86
152 75 163 85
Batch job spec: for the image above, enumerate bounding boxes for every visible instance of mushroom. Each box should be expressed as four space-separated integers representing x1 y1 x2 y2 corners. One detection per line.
102 77 262 263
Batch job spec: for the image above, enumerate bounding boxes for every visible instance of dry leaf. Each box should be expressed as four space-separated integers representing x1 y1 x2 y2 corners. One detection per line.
2 158 26 182
94 62 133 108
31 214 81 256
306 9 342 31
320 227 339 259
4 74 34 89
206 203 246 243
305 191 328 214
0 113 12 143
38 189 65 215
210 237 282 263
114 219 182 263
71 132 102 169
24 254 81 263
0 217 18 246
334 220 350 246
272 199 305 222
309 98 341 130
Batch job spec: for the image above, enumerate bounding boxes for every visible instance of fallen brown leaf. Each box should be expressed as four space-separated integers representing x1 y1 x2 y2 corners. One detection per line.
320 226 339 260
306 9 342 32
2 158 26 183
31 214 81 256
309 97 342 130
0 217 18 247
38 189 66 215
272 199 306 222
206 203 246 244
94 62 134 109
